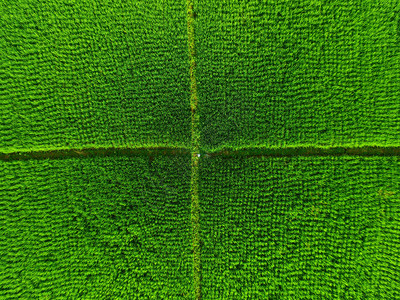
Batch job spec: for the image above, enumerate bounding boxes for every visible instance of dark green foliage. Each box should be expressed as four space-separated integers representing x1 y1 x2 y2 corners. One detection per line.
0 156 193 299
195 0 400 152
199 156 400 299
0 0 190 152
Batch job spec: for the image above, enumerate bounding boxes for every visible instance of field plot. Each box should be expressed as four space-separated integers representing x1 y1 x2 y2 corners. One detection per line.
199 156 400 299
195 0 400 152
0 0 190 152
0 155 192 299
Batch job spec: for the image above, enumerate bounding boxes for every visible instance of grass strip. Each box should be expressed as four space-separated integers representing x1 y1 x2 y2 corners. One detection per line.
205 146 400 158
1 146 400 162
187 0 201 298
0 147 189 161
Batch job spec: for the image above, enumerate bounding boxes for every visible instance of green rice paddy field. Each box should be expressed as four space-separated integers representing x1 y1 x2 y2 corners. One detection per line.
0 156 193 299
1 0 399 299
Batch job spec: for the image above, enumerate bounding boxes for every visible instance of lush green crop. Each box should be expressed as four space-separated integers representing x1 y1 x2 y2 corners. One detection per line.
199 156 400 299
0 156 193 299
196 0 400 152
0 0 190 153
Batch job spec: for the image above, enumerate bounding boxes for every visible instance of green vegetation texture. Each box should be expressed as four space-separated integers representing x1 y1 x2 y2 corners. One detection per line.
0 156 193 299
195 0 400 152
0 0 190 153
199 156 400 299
1 0 400 299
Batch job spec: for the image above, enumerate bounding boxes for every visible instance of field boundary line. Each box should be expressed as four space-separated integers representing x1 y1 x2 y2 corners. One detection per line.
1 146 400 161
204 146 400 158
0 147 190 161
186 0 201 298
